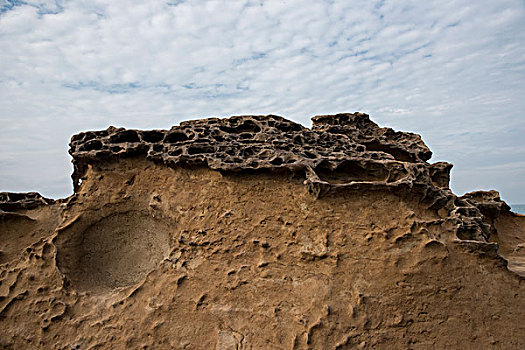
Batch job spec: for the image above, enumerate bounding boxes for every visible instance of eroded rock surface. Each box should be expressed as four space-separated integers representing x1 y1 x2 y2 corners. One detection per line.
69 113 494 242
69 113 444 198
0 192 54 212
1 113 524 349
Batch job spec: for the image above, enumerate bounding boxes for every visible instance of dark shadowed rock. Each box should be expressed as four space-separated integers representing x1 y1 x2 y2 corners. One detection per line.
0 192 55 212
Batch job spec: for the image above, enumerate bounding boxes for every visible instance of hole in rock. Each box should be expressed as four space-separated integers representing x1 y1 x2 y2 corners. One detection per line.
165 131 189 143
219 120 261 133
56 212 171 293
187 145 215 154
141 130 165 143
363 141 414 162
270 157 283 165
315 160 389 184
82 140 103 151
275 122 302 132
109 130 140 144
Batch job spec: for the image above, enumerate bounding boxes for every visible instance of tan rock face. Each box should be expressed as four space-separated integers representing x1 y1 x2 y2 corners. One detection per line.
0 113 524 349
55 211 172 293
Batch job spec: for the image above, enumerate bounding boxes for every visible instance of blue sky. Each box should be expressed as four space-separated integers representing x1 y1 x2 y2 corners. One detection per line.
1 0 524 203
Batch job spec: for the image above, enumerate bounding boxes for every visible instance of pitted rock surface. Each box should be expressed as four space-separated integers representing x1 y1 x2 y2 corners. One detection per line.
460 190 512 219
68 113 511 242
69 113 449 199
311 113 432 162
0 192 55 212
1 112 525 349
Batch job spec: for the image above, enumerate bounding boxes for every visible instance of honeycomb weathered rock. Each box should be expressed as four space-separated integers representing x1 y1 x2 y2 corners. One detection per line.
67 112 505 242
1 112 524 349
69 113 446 197
0 192 54 211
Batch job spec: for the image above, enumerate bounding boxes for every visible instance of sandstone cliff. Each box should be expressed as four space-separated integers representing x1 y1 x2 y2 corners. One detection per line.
1 113 524 349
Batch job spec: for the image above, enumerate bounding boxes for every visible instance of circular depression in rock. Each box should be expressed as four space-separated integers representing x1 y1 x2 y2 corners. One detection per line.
56 212 171 293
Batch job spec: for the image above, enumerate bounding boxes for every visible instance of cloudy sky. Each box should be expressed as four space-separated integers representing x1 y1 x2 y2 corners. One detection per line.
1 0 524 203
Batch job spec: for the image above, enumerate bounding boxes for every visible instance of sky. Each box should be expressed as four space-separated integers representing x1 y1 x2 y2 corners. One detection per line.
1 0 524 203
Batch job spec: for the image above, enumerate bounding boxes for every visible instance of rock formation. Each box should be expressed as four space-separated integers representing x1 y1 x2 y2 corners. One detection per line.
1 113 524 349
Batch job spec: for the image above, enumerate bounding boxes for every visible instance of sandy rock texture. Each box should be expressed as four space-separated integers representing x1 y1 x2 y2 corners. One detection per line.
1 113 524 349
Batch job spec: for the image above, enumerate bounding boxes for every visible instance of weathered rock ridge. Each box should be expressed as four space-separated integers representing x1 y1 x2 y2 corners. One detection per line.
69 112 498 243
1 113 524 349
69 113 440 198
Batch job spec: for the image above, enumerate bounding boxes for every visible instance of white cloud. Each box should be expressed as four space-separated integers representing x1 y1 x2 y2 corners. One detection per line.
1 0 524 203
